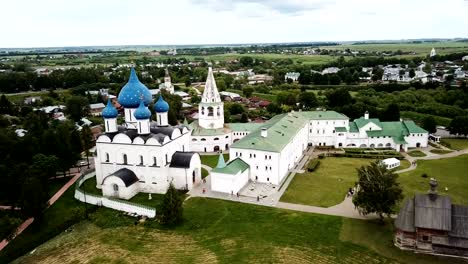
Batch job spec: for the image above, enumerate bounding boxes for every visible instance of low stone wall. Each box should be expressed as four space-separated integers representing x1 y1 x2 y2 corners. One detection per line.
74 172 156 218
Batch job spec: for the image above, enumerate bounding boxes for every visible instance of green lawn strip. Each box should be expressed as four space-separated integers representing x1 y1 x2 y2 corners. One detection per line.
80 176 102 196
398 155 468 206
441 138 468 150
407 150 427 157
48 177 73 197
0 186 86 263
429 149 453 155
281 157 373 207
200 154 228 168
13 197 456 263
395 159 411 170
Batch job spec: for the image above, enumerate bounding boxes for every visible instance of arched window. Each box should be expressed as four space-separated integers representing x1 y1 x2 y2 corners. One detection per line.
208 106 214 116
113 184 119 192
201 138 206 141
216 107 220 116
192 138 197 142
153 157 157 166
165 154 168 164
214 137 219 141
139 155 144 165
386 143 391 147
105 153 109 162
123 154 127 165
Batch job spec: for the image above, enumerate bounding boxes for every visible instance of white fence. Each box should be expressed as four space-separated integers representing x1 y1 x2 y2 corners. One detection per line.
74 172 156 218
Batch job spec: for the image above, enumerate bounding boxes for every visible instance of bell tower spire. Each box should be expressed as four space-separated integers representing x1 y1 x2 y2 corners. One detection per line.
198 67 224 129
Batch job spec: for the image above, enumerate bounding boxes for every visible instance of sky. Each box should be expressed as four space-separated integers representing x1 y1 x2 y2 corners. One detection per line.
1 0 468 48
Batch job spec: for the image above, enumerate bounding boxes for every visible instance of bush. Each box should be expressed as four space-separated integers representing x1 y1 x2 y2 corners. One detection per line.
421 173 428 178
307 160 320 172
318 154 325 159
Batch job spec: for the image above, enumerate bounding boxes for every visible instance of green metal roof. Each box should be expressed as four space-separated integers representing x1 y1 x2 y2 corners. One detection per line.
366 122 409 138
227 123 263 132
354 117 382 129
230 113 308 152
335 127 347 132
211 158 250 175
216 154 226 169
189 120 229 136
403 121 428 134
299 111 348 120
349 122 359 133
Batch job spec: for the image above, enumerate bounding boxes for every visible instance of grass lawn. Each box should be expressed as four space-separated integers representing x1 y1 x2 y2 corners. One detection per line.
395 159 411 170
47 177 73 197
0 184 86 263
281 157 373 207
398 155 468 206
441 138 468 150
429 149 453 155
407 150 427 157
12 198 457 264
80 176 102 196
200 154 228 168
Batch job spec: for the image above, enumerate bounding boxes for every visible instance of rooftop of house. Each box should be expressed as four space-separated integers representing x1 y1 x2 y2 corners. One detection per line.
211 157 249 175
230 112 308 152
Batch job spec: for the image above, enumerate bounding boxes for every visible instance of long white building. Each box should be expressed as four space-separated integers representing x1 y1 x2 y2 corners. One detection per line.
211 109 428 194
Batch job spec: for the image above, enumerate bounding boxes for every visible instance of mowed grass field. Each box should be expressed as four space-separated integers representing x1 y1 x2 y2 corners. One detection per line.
441 138 468 150
399 154 468 205
322 41 468 56
281 157 373 207
13 198 457 264
281 155 468 208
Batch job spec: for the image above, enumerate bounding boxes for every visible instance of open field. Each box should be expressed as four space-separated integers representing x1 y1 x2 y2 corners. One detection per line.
200 154 229 168
281 157 373 207
441 138 468 150
12 197 456 264
399 155 468 205
322 41 468 56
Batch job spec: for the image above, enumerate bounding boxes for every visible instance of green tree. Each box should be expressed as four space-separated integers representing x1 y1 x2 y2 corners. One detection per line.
239 56 254 67
421 116 437 134
242 86 254 98
65 96 90 122
298 92 318 109
381 103 400 121
448 116 468 136
0 95 12 114
81 125 94 167
159 182 183 225
240 112 248 123
326 88 352 108
353 161 403 222
409 68 416 78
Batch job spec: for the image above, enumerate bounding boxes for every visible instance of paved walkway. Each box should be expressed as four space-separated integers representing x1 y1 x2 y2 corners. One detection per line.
0 166 91 252
0 206 20 211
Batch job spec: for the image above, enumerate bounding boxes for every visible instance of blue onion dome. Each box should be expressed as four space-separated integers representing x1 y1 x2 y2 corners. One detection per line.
154 95 169 113
117 68 152 108
102 99 118 118
134 100 151 120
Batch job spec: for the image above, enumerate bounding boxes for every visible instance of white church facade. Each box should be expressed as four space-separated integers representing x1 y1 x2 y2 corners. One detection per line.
94 68 201 200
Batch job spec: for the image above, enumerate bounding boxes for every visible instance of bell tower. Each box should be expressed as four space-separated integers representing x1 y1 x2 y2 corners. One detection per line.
198 67 224 129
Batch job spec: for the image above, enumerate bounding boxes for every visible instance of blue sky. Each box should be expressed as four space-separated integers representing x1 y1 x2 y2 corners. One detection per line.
1 0 468 48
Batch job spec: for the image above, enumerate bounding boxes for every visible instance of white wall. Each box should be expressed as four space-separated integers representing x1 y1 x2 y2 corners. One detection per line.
190 133 231 152
95 129 192 194
307 119 349 146
102 175 140 200
211 169 249 194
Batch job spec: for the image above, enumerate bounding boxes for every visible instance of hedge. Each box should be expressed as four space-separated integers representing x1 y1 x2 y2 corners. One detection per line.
307 160 320 172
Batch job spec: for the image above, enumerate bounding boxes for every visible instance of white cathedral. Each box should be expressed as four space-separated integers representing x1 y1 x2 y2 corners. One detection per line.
94 68 201 200
93 66 429 200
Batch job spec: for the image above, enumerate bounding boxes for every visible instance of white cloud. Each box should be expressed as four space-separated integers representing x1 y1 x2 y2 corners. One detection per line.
0 0 467 48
